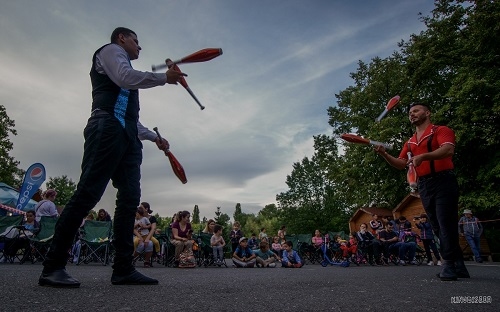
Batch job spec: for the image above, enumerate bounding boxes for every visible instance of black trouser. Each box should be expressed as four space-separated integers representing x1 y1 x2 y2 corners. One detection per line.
418 172 462 262
44 114 142 275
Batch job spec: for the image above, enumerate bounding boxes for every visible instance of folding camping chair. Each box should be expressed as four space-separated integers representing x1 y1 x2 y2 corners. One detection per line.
76 220 112 266
0 215 24 263
22 216 57 264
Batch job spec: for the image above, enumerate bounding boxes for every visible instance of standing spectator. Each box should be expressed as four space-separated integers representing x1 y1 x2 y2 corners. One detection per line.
374 102 469 281
271 236 282 258
38 27 185 288
35 189 58 222
277 225 287 242
229 221 243 254
415 214 442 266
369 214 383 235
170 211 193 267
210 224 226 265
259 227 268 241
459 209 483 263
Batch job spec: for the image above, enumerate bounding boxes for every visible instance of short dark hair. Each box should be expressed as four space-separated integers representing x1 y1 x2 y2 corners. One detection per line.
110 27 136 43
214 224 222 233
285 240 293 248
409 102 431 111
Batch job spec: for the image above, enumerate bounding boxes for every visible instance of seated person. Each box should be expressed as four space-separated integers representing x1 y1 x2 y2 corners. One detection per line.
378 223 402 264
339 234 357 260
254 241 279 268
356 223 382 265
232 237 256 268
398 225 419 265
271 236 282 258
311 230 323 249
281 240 303 268
170 210 193 267
210 224 226 265
133 206 154 267
247 233 258 250
5 210 39 260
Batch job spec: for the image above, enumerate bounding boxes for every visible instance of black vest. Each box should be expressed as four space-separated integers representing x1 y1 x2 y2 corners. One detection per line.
90 44 139 138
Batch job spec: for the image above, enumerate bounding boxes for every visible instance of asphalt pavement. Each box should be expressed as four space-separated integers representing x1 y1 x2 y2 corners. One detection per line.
0 260 498 312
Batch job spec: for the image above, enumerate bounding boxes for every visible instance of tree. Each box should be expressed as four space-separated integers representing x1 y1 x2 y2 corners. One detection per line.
45 175 77 207
0 105 24 187
192 205 200 224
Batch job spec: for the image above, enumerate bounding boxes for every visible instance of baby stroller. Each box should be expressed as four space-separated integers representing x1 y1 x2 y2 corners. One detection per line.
320 234 349 267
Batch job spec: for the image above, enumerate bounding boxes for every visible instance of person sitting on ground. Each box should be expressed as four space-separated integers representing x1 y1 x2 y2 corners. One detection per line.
35 189 59 222
202 219 216 235
415 214 442 266
248 233 258 250
281 240 303 268
133 206 154 267
232 237 256 268
170 210 193 267
211 224 226 265
271 236 282 258
255 241 279 268
229 221 243 254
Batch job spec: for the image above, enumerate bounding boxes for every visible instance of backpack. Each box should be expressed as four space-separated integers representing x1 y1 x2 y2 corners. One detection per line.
178 248 196 268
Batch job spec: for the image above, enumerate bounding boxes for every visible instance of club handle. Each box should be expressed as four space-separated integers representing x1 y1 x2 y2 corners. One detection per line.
375 109 388 122
153 127 170 155
369 140 393 150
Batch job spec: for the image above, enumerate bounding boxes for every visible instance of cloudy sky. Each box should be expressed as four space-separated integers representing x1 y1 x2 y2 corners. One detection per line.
1 0 435 220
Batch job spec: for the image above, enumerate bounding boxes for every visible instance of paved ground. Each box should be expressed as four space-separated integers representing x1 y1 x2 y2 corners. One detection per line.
0 260 498 312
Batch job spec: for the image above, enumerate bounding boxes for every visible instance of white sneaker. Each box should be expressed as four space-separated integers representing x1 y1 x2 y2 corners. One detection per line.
437 260 442 266
398 260 406 266
268 263 276 268
427 261 434 266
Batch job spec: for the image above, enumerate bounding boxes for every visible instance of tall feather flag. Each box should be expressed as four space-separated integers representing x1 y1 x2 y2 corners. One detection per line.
16 163 46 212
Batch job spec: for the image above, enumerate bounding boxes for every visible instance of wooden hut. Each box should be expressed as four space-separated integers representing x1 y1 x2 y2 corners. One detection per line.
348 206 392 234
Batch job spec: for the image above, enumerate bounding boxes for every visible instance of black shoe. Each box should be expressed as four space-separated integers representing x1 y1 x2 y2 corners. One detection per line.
437 260 458 281
111 270 158 285
39 269 81 288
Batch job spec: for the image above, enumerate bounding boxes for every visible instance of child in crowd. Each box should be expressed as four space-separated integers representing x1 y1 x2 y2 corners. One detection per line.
230 221 243 254
248 233 258 250
232 237 256 268
271 236 282 257
211 224 226 265
281 241 303 268
254 241 279 268
259 227 268 241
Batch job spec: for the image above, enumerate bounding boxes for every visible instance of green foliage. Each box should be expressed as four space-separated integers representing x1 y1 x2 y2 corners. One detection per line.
0 105 24 187
45 175 77 207
192 205 200 224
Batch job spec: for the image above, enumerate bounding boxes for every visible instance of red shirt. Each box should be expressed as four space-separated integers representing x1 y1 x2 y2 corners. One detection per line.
399 124 455 176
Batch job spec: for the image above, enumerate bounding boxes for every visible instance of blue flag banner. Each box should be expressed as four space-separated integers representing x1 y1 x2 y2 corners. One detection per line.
16 163 46 211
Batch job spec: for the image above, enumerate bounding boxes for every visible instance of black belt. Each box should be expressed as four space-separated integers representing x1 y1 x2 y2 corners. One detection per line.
419 170 454 181
91 110 109 117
